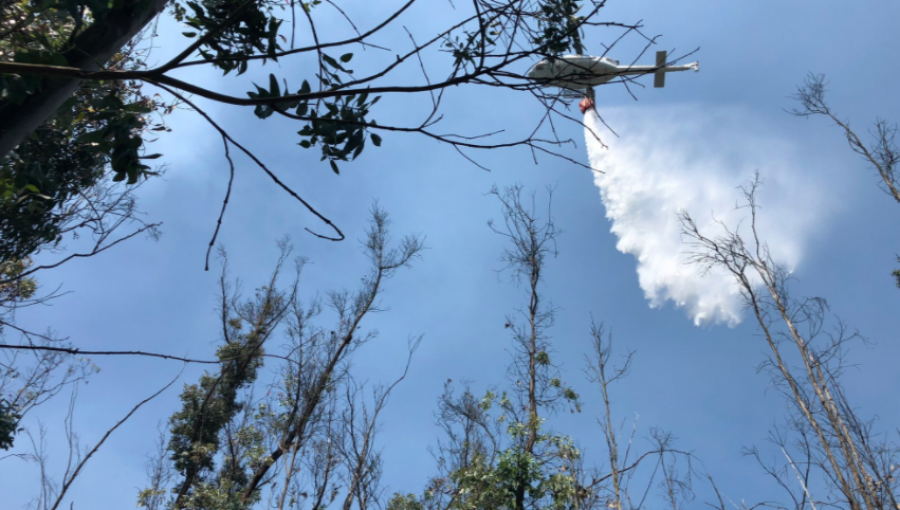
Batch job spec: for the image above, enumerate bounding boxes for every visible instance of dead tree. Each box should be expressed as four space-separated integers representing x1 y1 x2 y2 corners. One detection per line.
681 175 899 510
791 73 900 288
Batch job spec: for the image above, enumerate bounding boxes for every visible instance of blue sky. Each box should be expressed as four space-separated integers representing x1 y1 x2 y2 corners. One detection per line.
5 0 900 507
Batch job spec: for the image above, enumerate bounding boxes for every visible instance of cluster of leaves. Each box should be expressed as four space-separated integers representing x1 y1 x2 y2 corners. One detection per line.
0 257 36 303
171 0 283 75
248 53 383 175
168 0 388 175
300 52 385 174
0 0 120 99
387 493 426 510
893 256 900 288
139 215 423 509
0 82 165 260
442 29 494 70
297 88 383 176
447 437 578 510
1 2 170 261
440 0 583 72
0 397 20 450
165 282 287 508
412 385 584 510
533 0 585 56
0 258 41 452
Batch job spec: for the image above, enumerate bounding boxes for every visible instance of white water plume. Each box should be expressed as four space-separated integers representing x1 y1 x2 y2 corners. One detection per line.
584 105 822 326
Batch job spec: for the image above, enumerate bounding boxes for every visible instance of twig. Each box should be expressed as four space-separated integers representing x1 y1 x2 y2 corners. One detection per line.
151 83 345 246
781 447 818 510
205 134 237 271
48 374 180 510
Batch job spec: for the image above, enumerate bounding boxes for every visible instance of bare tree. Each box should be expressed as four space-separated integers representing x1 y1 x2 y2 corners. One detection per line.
792 74 899 204
791 74 900 288
405 185 699 510
581 323 705 510
681 175 900 510
14 376 176 510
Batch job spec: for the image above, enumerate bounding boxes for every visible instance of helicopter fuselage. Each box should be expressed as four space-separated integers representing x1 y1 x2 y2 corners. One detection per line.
526 53 699 91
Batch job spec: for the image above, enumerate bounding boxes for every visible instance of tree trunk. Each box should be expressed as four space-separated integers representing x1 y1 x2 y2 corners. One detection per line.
0 0 169 159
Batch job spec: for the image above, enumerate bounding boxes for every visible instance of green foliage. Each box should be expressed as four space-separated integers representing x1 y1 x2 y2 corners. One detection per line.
165 275 287 507
418 186 588 510
146 218 424 508
0 398 21 450
448 451 518 510
387 493 425 510
0 82 162 260
171 0 283 75
167 337 267 494
72 92 161 184
533 0 585 55
1 48 68 104
0 5 169 261
0 258 37 303
163 0 386 172
0 118 103 260
2 0 593 226
294 89 383 172
0 0 165 179
245 63 383 172
437 430 581 510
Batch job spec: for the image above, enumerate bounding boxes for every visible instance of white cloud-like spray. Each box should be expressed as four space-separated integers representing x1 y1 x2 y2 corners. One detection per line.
584 104 822 326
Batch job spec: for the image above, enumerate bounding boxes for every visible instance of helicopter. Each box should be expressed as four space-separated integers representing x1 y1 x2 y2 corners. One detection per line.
526 50 699 113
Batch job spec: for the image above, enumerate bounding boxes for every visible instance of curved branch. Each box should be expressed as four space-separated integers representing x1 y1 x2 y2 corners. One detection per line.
205 134 237 271
151 82 345 245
